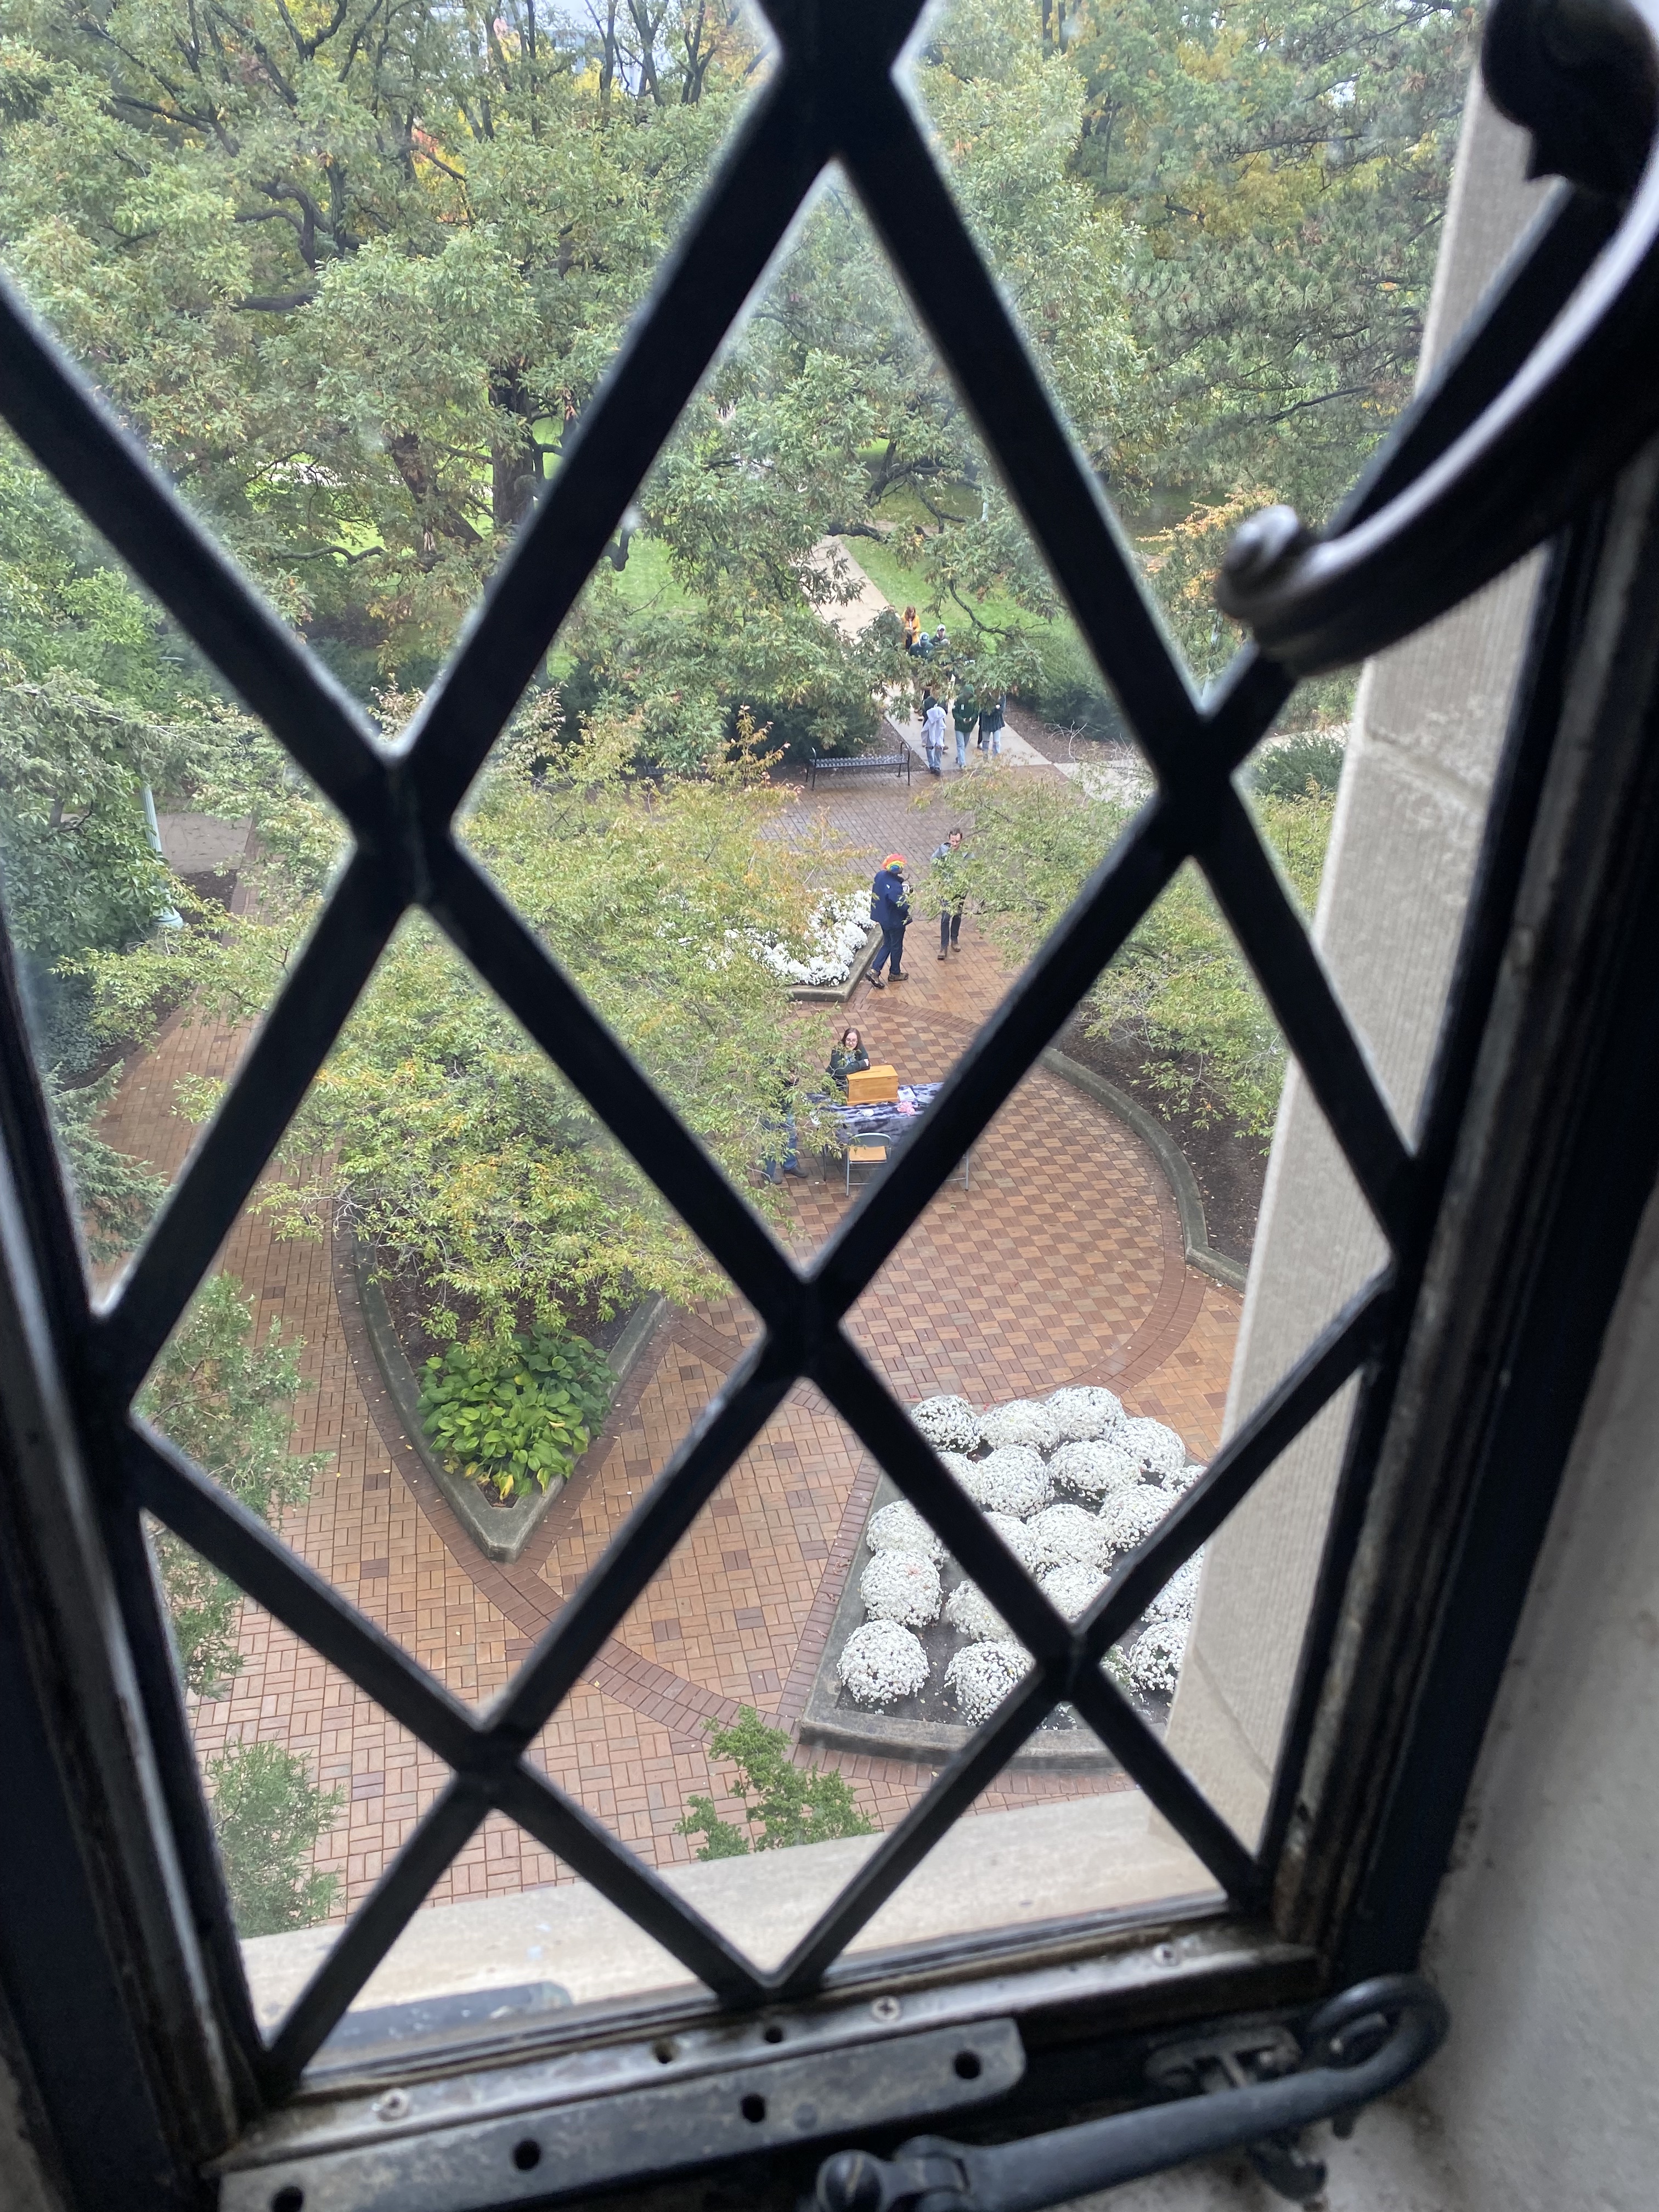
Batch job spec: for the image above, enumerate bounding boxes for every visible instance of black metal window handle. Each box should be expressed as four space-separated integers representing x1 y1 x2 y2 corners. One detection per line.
813 1976 1449 2212
1216 0 1659 672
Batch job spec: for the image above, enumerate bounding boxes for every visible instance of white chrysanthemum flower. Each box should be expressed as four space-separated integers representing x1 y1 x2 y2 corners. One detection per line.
1148 1553 1204 1623
1128 1618 1189 1694
1118 1415 1187 1479
911 1396 982 1453
1159 1461 1205 1496
1041 1561 1107 1620
944 1455 999 1509
1046 1385 1125 1442
974 1445 1051 1517
1097 1486 1172 1556
945 1639 1031 1724
861 1549 942 1627
1048 1437 1143 1502
866 1499 946 1560
839 1620 929 1705
1027 1502 1113 1570
978 1399 1061 1455
943 1581 1009 1641
749 890 874 987
984 1511 1042 1569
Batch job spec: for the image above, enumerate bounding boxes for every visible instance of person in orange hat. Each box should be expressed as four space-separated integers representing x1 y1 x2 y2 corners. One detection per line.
867 853 911 989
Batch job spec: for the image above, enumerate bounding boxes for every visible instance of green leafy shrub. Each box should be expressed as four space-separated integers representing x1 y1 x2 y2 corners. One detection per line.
419 1329 614 1503
675 1707 876 1858
140 1274 329 1697
204 1740 341 1935
46 1065 166 1264
1025 631 1127 746
951 771 1336 1143
1247 732 1346 800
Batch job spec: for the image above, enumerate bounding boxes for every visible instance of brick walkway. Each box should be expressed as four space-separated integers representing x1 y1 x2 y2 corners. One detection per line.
98 769 1240 1928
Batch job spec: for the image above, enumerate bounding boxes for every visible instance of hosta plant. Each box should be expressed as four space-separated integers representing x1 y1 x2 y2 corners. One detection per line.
418 1329 614 1503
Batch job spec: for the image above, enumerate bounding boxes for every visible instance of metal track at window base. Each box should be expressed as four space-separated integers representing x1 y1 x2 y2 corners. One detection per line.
208 1922 1305 2209
215 2022 1026 2212
1 0 1658 2196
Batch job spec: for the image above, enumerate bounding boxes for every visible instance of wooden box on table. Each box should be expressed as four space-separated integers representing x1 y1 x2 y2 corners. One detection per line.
845 1063 899 1104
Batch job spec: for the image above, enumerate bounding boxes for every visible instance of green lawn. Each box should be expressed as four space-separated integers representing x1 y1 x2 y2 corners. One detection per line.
848 531 1052 646
611 533 694 612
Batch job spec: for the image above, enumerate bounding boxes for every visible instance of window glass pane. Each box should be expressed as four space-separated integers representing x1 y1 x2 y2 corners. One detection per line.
0 436 352 1277
0 0 773 681
904 0 1472 706
0 0 1508 2068
457 171 1153 1261
132 917 760 1716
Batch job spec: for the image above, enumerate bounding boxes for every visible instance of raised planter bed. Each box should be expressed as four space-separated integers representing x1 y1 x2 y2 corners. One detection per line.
788 924 882 1005
350 1237 666 1564
798 1474 1165 1771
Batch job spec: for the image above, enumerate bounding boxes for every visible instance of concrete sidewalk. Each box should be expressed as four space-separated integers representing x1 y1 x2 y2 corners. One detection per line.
808 537 1056 773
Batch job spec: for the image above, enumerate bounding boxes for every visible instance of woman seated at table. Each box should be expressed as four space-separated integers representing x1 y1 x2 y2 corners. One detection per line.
827 1025 870 1094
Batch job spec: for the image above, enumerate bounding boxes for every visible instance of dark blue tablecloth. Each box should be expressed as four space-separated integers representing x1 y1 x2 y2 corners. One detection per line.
825 1081 944 1145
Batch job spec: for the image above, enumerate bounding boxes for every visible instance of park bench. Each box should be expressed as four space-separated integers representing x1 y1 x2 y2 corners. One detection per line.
808 748 912 791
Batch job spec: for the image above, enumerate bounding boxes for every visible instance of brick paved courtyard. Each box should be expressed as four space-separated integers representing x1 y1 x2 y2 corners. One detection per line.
99 764 1242 1931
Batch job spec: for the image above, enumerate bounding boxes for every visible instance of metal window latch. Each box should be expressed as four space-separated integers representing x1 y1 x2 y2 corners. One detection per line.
812 1973 1448 2212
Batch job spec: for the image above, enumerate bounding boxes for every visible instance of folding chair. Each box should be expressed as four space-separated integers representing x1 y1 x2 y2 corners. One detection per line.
845 1143 888 1194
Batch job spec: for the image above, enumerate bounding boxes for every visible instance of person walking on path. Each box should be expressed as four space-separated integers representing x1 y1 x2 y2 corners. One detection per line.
921 690 949 777
978 690 1006 755
931 828 967 959
867 853 911 989
901 605 921 653
952 687 978 770
827 1025 870 1092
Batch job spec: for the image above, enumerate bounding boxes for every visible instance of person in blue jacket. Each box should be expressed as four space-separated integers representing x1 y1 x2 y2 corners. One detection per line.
867 853 911 989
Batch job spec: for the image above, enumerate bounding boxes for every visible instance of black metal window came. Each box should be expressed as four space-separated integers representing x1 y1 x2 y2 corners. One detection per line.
5 0 1659 2194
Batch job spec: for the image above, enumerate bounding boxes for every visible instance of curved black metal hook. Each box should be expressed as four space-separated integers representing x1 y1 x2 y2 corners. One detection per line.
1215 0 1659 673
812 1973 1448 2212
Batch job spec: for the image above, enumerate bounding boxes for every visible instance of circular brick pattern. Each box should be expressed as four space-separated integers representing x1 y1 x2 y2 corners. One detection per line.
105 768 1241 1912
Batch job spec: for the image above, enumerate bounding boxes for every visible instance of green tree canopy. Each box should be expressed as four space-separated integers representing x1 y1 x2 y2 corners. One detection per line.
139 1270 330 1695
88 706 845 1336
946 763 1334 1140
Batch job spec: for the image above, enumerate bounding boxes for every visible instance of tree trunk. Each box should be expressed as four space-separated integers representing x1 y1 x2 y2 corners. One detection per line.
490 366 542 538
